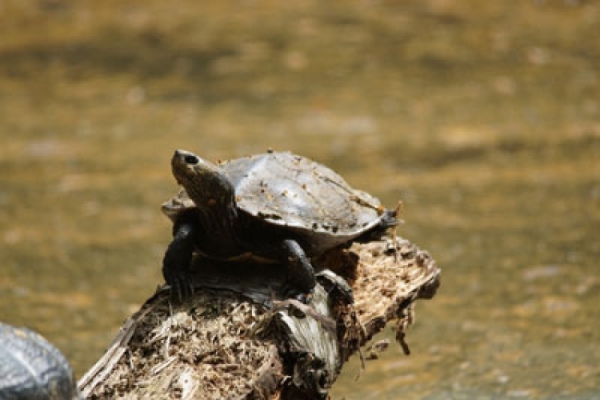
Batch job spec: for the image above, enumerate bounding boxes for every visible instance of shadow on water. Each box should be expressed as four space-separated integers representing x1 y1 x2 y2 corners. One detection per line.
0 1 599 398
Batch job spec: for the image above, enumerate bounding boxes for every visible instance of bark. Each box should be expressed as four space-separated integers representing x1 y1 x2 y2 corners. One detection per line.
78 237 440 399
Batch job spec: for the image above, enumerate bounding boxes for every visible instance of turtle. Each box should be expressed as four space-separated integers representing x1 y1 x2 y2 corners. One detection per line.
162 149 399 301
0 322 81 399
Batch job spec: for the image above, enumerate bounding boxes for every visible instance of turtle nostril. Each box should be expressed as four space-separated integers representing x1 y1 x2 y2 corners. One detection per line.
184 155 199 165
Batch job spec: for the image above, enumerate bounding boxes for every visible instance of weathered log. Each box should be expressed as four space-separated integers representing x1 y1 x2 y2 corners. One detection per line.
78 237 440 399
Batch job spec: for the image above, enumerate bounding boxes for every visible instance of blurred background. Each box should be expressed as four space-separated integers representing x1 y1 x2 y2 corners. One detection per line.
1 0 599 398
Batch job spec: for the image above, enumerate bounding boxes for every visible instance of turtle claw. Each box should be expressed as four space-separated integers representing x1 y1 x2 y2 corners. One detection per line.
316 270 354 305
167 274 194 302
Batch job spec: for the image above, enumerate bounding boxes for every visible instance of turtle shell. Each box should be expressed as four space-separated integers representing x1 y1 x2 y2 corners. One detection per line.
219 152 385 238
0 323 80 399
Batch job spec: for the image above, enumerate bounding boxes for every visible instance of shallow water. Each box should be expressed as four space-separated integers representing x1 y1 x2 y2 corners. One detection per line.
1 1 599 398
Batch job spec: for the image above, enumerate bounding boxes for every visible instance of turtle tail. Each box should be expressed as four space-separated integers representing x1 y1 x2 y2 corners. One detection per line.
356 208 401 243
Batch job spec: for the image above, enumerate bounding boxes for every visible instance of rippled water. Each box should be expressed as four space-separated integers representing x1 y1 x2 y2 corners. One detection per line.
1 1 599 398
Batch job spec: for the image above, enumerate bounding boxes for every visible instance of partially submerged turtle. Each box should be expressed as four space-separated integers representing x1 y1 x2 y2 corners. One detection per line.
0 322 81 399
162 149 398 301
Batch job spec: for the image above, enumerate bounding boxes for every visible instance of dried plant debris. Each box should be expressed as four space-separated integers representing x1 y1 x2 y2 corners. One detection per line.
333 237 440 362
79 237 440 399
83 292 281 399
350 237 440 349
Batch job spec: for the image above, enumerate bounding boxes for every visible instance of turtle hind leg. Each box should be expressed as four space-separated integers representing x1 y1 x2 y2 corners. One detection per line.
162 219 198 301
280 239 316 303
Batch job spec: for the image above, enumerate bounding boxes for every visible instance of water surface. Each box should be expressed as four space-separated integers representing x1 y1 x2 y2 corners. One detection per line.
1 1 598 398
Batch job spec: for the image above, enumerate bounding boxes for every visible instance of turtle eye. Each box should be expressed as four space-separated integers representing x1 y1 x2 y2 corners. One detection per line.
184 155 199 165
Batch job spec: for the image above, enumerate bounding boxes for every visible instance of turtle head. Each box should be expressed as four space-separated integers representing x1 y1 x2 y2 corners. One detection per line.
171 149 236 212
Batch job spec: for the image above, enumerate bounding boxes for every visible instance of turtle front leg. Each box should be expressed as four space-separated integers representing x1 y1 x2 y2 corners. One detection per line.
280 239 316 303
162 219 198 301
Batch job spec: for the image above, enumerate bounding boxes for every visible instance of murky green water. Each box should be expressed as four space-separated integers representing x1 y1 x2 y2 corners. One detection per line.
1 1 598 398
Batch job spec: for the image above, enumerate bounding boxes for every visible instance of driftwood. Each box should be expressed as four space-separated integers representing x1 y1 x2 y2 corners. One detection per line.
78 237 440 399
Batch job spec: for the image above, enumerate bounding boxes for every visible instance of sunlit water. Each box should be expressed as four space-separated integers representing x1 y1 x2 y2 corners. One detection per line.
1 1 598 398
